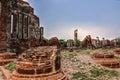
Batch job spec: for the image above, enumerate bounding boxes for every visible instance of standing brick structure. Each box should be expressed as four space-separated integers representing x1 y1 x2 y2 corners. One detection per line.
0 0 8 52
0 0 44 53
74 29 78 47
0 0 45 65
11 46 68 80
67 39 73 48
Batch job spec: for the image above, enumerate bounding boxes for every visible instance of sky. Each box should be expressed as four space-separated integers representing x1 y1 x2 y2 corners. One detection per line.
23 0 120 40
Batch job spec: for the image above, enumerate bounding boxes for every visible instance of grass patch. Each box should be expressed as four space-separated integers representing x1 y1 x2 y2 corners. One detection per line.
102 48 113 52
5 61 16 72
61 50 78 58
90 67 104 77
72 72 88 80
105 70 119 77
71 58 80 62
80 49 93 54
90 66 119 78
115 56 120 61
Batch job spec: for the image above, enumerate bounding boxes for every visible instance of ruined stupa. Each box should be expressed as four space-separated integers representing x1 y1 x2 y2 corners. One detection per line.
11 46 68 80
91 51 119 68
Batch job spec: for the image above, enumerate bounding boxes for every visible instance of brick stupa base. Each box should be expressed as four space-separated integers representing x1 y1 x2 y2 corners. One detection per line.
10 46 68 80
91 51 119 68
0 53 16 66
11 70 67 80
114 48 120 54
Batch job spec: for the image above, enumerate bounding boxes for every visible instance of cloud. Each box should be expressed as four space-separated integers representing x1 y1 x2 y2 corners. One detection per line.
23 0 29 2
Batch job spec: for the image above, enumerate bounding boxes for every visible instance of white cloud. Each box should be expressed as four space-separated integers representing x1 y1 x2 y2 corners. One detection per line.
23 0 29 2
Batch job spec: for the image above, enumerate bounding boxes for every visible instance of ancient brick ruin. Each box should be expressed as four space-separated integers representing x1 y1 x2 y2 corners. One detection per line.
91 51 119 68
74 29 78 47
0 0 44 53
114 48 120 54
11 46 68 80
0 53 16 66
82 35 119 49
0 0 45 65
0 0 68 79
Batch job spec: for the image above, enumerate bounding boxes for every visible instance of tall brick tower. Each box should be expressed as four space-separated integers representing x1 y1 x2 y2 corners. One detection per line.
74 29 78 47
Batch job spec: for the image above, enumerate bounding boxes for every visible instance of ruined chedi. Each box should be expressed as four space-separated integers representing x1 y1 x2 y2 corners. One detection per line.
11 46 68 80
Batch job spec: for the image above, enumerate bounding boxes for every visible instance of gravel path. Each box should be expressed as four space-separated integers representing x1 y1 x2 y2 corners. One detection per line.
61 50 120 80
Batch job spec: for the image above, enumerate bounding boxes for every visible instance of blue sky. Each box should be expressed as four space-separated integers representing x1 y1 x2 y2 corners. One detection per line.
24 0 120 40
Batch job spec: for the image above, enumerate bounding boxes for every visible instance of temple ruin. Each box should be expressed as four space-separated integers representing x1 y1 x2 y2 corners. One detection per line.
91 51 119 68
0 0 44 53
0 0 68 79
11 46 68 80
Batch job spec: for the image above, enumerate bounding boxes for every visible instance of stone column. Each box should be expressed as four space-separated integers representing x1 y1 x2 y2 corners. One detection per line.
74 29 78 47
18 14 23 39
40 27 44 41
11 15 13 34
96 37 100 48
67 40 70 48
102 38 106 47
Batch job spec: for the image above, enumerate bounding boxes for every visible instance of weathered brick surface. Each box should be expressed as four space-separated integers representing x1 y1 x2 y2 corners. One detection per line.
11 71 68 80
0 52 16 66
114 48 120 54
0 0 8 52
91 51 120 68
11 46 68 80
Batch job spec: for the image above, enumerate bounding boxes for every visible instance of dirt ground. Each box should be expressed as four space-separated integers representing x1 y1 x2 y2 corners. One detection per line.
1 48 120 80
61 49 120 80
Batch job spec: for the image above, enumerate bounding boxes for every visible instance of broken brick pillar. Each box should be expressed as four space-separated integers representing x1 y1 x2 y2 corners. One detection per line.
74 29 78 47
0 0 8 52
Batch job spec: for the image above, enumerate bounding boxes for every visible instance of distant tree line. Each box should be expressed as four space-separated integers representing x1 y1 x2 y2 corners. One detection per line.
59 39 82 47
116 38 120 43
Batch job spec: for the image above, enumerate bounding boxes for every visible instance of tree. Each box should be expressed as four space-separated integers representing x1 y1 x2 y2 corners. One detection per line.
116 38 120 43
59 39 67 47
76 39 82 47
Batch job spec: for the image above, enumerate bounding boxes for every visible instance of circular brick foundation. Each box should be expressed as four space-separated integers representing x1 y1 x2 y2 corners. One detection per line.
91 52 114 58
11 70 68 80
114 48 120 54
10 46 69 80
91 51 120 68
0 53 16 66
95 59 119 68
